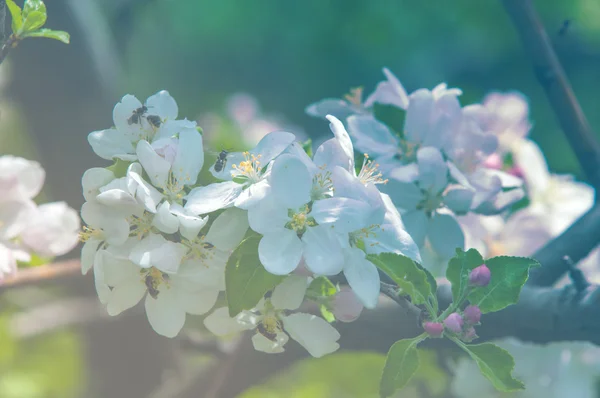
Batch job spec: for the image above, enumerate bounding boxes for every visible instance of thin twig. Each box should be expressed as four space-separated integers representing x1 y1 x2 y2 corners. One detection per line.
0 259 82 292
502 0 600 188
380 282 422 321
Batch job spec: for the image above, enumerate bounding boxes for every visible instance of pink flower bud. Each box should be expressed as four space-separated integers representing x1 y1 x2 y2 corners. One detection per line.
463 305 481 325
423 322 444 337
483 153 503 170
462 326 478 342
444 313 464 333
507 165 524 179
331 286 363 323
469 264 491 287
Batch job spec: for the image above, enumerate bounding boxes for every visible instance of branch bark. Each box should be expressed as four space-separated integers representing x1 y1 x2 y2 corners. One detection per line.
0 259 81 292
502 0 600 188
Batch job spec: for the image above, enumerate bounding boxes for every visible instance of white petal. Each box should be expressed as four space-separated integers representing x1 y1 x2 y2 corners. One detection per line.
343 248 381 309
417 147 448 194
346 115 399 157
136 140 170 189
313 138 354 173
305 98 356 120
127 165 164 213
258 230 303 275
404 89 434 143
0 156 45 200
364 67 409 110
152 201 179 234
311 197 372 233
129 234 187 273
81 239 102 274
301 225 344 275
145 290 186 338
428 212 465 259
444 188 475 214
106 281 146 316
252 332 288 354
177 287 220 315
82 167 115 202
271 275 308 310
269 154 312 209
234 178 271 210
204 307 257 336
88 128 135 160
205 207 249 251
382 180 422 211
325 115 355 170
250 131 296 164
283 313 340 358
402 210 429 248
172 128 204 186
247 196 289 234
146 90 178 120
113 94 144 135
170 203 208 241
0 243 17 279
185 182 242 215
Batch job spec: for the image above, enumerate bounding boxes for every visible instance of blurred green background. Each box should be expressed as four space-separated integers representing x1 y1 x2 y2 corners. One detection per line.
1 0 600 397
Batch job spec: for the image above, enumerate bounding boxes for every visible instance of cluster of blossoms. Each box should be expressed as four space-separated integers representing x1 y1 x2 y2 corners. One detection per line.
0 156 79 279
308 68 525 261
81 90 418 356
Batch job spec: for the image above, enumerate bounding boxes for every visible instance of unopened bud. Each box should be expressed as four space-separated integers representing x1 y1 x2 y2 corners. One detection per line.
444 313 464 333
469 264 491 287
483 153 503 170
423 322 444 338
331 286 364 323
463 305 481 325
462 326 478 342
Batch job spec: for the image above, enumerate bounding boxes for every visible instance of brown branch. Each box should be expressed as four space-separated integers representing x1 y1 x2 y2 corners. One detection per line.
502 0 600 188
0 34 18 66
0 259 82 292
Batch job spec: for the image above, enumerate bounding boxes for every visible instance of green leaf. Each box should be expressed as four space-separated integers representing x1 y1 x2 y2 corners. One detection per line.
367 253 433 306
23 29 70 44
307 276 337 298
445 248 484 303
373 103 405 136
5 0 23 34
106 159 131 178
379 335 424 397
225 233 284 316
458 342 524 392
302 138 313 158
467 256 540 313
319 305 335 323
21 0 47 32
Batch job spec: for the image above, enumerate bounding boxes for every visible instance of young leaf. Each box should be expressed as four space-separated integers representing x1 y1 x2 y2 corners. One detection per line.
21 0 47 33
301 138 313 158
467 256 540 313
23 29 70 44
367 253 433 306
445 248 484 302
5 0 23 34
225 233 284 316
307 276 337 298
379 335 424 397
458 342 524 392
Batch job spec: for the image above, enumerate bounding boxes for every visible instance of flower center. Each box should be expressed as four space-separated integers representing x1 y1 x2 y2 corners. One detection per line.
78 225 103 242
184 235 216 266
232 152 262 183
357 154 388 185
286 205 316 235
311 170 334 200
257 313 284 342
129 212 154 239
349 224 380 248
142 267 170 299
417 190 443 212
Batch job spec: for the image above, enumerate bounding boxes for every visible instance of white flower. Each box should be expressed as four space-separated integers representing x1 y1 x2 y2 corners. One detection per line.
88 91 196 161
99 238 220 338
364 67 410 110
20 201 80 257
514 139 594 235
0 156 45 202
204 275 340 357
0 243 17 280
185 131 296 213
481 91 532 154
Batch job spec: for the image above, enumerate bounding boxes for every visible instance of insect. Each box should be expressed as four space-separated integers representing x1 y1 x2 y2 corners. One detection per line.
144 275 160 299
257 320 283 342
128 105 148 125
213 150 229 172
145 114 162 128
558 19 571 36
